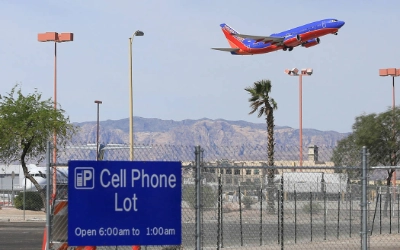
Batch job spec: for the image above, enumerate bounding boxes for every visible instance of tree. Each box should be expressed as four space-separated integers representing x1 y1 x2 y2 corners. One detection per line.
331 133 361 179
0 84 77 208
245 79 278 212
333 108 400 179
331 107 400 216
182 184 217 209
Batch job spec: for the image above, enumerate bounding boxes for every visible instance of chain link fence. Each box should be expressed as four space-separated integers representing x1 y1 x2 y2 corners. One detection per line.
367 142 400 250
2 142 400 249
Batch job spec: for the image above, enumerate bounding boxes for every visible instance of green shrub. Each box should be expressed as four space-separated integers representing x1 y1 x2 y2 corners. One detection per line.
14 192 43 211
242 196 255 209
182 185 217 209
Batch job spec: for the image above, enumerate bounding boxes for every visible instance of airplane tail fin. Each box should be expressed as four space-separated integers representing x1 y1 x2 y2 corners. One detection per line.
219 23 245 48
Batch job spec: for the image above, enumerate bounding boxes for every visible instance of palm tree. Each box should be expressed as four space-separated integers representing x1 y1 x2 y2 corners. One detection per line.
245 79 278 212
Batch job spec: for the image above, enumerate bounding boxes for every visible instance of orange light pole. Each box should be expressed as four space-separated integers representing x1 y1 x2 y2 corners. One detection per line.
38 32 73 199
379 68 400 188
285 68 313 169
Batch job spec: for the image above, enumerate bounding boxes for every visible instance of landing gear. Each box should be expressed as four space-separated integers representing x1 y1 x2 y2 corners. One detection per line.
334 32 338 35
283 47 293 52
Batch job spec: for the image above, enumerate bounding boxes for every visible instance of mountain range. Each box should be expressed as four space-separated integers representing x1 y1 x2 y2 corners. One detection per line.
72 117 350 148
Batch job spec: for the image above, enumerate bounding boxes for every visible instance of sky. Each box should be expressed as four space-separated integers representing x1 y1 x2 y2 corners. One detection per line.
1 0 400 133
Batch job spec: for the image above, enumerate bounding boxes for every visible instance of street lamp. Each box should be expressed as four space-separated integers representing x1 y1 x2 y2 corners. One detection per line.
128 30 144 161
284 68 313 169
38 32 74 198
94 100 102 161
379 68 400 187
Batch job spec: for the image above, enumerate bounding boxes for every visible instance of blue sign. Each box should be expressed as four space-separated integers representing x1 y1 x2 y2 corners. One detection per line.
68 161 182 246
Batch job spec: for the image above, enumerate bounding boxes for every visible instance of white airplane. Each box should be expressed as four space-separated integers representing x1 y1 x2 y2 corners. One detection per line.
66 143 152 161
0 164 52 191
30 144 152 191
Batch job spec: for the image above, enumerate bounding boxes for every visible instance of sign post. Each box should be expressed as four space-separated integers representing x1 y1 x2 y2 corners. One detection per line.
68 161 182 247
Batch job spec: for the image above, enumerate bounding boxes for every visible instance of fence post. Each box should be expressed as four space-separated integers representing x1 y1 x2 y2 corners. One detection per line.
280 175 284 250
23 175 26 221
324 187 327 240
361 146 368 250
390 187 392 234
350 189 352 237
195 145 202 250
220 173 224 248
238 183 243 246
337 192 340 239
370 187 379 235
259 184 263 246
278 189 280 244
46 141 51 250
217 173 221 250
200 147 205 248
310 191 313 242
294 189 297 244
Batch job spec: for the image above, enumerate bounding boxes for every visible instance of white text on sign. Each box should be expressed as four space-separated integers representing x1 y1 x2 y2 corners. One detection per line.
97 168 177 212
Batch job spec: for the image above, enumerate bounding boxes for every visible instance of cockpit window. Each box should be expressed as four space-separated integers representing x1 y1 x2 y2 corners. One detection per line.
331 19 338 22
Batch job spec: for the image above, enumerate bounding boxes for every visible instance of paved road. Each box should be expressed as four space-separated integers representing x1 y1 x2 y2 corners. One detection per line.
0 221 45 250
0 220 398 250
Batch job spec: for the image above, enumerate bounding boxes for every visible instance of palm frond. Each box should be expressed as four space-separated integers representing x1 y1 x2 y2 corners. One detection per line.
257 107 265 118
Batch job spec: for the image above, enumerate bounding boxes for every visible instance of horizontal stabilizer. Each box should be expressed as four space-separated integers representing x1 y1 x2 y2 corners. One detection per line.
211 48 240 52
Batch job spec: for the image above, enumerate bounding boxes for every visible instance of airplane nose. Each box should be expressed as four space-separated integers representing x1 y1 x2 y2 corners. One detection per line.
338 21 345 28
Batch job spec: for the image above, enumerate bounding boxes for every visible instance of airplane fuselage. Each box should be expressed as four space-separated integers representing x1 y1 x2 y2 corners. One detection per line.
220 19 345 55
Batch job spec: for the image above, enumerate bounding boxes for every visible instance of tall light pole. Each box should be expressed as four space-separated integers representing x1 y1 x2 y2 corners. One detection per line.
129 30 144 161
94 100 102 161
379 68 400 187
38 32 73 198
284 68 313 169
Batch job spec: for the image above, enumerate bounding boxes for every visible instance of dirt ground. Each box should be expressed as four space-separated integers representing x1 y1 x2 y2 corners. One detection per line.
1 206 398 250
201 234 400 250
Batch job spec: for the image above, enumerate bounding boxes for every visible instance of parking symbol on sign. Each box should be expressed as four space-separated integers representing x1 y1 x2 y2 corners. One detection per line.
75 167 94 189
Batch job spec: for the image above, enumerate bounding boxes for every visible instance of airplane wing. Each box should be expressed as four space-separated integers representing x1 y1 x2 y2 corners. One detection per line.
66 144 152 150
234 34 284 44
66 144 126 150
65 144 152 161
66 144 97 150
103 144 152 150
211 48 240 52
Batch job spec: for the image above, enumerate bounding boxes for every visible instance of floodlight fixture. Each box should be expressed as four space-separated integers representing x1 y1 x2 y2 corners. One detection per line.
133 30 144 37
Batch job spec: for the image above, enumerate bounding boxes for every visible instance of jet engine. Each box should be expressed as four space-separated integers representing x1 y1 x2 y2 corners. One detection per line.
283 34 302 47
301 38 320 48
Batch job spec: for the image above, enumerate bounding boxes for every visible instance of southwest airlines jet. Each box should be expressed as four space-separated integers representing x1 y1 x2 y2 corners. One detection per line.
212 18 345 55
